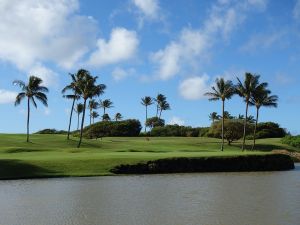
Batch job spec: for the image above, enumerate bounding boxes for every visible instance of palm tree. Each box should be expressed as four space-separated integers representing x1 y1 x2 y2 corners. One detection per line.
114 113 122 121
250 87 278 150
88 99 99 125
91 111 99 124
236 73 267 151
209 112 220 123
13 76 49 142
99 99 113 119
102 113 111 121
223 111 233 119
158 100 170 119
205 78 234 151
155 94 166 117
76 69 106 148
62 73 80 140
141 96 153 132
74 103 84 130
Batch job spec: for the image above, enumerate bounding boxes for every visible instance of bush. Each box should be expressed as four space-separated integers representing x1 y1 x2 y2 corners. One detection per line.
35 129 67 134
145 117 165 129
208 120 253 144
282 135 300 148
255 122 287 138
83 119 142 138
149 125 209 137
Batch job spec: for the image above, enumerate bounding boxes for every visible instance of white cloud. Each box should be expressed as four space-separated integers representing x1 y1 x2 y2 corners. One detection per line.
294 0 300 19
132 0 160 19
178 75 210 100
0 0 97 70
29 64 59 87
275 73 294 85
151 0 268 80
44 108 51 116
88 28 139 67
0 89 17 104
112 67 136 81
168 116 185 126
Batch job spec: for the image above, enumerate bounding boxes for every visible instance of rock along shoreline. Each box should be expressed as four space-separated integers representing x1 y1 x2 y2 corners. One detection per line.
111 154 295 174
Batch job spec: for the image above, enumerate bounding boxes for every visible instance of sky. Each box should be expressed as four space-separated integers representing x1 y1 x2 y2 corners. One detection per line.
0 0 299 134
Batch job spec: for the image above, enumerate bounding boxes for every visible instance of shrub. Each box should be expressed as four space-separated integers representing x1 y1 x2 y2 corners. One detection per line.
35 129 67 134
255 122 286 138
282 135 300 148
83 119 142 138
149 125 209 137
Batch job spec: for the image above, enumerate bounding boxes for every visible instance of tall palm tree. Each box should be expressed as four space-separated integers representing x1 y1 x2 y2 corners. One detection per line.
13 76 49 142
114 113 122 121
99 99 113 119
74 103 84 130
76 69 106 148
158 100 170 119
250 87 278 150
236 73 267 151
209 112 220 123
155 94 166 117
141 96 153 132
88 99 99 125
62 73 80 140
91 111 99 124
205 78 234 151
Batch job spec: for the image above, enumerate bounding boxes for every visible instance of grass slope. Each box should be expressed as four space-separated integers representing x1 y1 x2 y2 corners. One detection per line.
0 134 298 179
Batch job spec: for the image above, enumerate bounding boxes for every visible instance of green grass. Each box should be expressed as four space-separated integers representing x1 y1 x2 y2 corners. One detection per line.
0 134 298 179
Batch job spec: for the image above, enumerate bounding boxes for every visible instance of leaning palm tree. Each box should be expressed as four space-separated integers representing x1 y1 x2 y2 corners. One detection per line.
205 78 234 151
114 113 122 121
250 87 278 150
209 112 220 123
91 111 99 124
88 99 99 125
155 94 166 117
62 73 80 140
76 69 106 148
99 99 113 119
13 76 49 142
74 103 84 130
158 100 170 119
236 73 267 151
102 113 111 121
141 96 153 132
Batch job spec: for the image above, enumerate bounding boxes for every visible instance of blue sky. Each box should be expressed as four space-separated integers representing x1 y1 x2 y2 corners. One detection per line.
0 0 299 134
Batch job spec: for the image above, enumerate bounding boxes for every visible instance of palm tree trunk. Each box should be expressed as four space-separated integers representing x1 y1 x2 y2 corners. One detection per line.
26 97 30 143
159 109 162 119
67 98 76 140
251 107 259 151
242 101 249 151
145 106 147 132
77 113 80 130
77 99 87 148
156 105 158 117
103 108 106 121
221 100 225 151
89 108 92 125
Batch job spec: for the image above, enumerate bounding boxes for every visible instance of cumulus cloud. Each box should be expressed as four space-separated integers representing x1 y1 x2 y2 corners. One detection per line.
0 0 98 70
168 116 185 126
151 0 268 80
112 67 136 81
0 89 17 104
29 64 59 87
88 28 139 67
132 0 160 19
178 75 210 100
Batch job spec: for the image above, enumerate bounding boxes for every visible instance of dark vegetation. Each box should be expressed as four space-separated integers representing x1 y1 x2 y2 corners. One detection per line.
282 135 300 148
35 129 68 135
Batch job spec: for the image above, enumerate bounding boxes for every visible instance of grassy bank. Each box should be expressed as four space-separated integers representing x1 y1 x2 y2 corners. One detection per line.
0 134 298 179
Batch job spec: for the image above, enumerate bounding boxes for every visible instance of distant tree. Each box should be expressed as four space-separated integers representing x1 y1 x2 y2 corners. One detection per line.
74 103 84 130
141 96 153 132
223 111 234 119
146 116 165 129
209 112 220 123
250 86 278 150
158 99 170 119
76 69 106 148
205 78 234 151
100 99 113 119
114 112 123 121
91 111 99 124
236 73 267 151
102 113 111 121
88 99 99 125
13 76 49 142
62 72 80 140
155 94 166 117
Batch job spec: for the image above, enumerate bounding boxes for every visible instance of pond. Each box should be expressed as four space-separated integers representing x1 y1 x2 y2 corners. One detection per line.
0 164 299 225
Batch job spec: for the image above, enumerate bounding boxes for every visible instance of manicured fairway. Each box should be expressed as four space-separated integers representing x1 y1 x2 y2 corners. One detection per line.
0 134 298 179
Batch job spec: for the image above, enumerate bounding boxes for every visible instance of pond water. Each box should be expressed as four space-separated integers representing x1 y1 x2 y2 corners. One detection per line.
0 164 299 225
